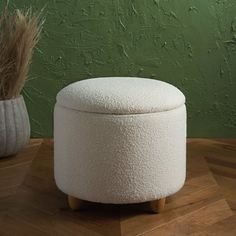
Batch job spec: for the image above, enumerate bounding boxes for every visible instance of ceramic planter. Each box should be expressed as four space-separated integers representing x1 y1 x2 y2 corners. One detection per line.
0 95 30 158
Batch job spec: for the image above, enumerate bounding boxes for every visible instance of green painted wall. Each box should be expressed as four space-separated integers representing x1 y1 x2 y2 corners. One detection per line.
2 0 236 137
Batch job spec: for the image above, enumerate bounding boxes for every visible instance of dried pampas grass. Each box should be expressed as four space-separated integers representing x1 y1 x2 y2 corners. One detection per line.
0 1 44 100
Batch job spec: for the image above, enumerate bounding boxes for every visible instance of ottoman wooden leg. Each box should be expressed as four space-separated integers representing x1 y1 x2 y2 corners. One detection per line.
150 198 166 213
68 195 83 210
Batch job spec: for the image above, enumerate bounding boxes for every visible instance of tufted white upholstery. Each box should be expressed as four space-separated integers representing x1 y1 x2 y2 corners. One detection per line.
54 77 186 204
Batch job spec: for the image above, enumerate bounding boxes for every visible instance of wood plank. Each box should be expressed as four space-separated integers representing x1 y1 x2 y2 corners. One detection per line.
202 139 236 212
213 174 236 211
192 214 236 236
140 199 233 236
0 139 42 198
208 163 236 179
0 214 47 236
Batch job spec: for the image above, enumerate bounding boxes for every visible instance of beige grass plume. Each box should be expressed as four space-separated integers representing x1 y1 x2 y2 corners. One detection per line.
0 0 44 100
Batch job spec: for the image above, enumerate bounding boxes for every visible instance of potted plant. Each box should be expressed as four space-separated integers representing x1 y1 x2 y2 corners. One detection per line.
0 2 44 157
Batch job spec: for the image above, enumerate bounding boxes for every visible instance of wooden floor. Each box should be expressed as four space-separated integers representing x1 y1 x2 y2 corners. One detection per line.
0 139 235 236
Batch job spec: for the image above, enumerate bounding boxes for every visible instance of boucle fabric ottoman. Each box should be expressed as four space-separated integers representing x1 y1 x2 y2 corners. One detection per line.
54 77 186 213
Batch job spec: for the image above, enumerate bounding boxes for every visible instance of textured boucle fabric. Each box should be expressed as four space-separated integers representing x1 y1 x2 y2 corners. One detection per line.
54 104 186 204
56 77 185 114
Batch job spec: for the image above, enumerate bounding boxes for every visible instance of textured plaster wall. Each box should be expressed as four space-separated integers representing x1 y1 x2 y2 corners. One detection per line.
2 0 236 137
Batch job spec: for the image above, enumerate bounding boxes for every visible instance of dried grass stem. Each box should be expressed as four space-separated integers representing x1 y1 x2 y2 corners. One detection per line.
0 4 44 100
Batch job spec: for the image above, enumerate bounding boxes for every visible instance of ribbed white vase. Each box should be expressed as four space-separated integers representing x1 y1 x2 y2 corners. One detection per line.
0 95 30 158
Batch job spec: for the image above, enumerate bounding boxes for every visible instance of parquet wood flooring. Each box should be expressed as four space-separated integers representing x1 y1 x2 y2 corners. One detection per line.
0 139 235 235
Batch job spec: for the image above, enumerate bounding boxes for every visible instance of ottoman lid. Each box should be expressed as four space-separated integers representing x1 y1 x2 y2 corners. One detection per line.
56 77 185 114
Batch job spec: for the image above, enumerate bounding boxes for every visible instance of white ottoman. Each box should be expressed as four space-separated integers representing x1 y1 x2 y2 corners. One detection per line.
54 77 186 213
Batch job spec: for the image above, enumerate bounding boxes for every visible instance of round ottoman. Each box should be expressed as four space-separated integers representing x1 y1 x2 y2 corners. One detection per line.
54 77 186 213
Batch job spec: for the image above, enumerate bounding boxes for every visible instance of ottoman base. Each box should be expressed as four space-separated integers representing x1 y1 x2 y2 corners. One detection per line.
55 105 186 205
68 195 166 213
